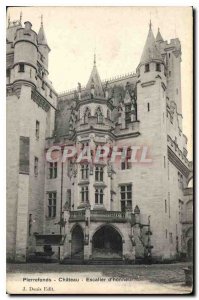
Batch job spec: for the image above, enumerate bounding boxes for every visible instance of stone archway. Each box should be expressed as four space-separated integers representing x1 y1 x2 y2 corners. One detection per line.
71 225 84 258
92 225 123 259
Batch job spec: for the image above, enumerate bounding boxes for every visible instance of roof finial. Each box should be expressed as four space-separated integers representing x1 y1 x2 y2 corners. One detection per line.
20 11 22 23
94 52 96 66
149 19 152 30
41 14 43 26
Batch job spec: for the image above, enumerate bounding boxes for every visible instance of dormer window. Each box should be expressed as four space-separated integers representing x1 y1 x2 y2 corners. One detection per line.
145 64 150 72
18 63 24 72
156 63 161 72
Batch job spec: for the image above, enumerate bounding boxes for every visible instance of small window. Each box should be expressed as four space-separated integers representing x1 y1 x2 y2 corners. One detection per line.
81 164 89 180
36 120 40 139
67 189 71 206
49 162 57 179
120 184 132 212
169 232 173 244
81 186 89 203
95 166 104 182
34 157 38 176
95 188 104 204
121 162 126 170
165 199 167 213
169 71 171 77
147 103 150 112
18 63 25 72
121 161 131 170
165 229 168 239
49 90 52 98
145 64 150 72
156 63 161 72
42 81 45 90
169 53 171 58
47 192 56 218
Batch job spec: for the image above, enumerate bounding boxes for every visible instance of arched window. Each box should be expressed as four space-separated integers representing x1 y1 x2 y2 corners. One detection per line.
83 107 91 124
95 107 103 124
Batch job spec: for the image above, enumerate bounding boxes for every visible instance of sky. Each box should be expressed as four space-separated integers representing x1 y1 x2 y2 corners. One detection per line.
7 6 193 159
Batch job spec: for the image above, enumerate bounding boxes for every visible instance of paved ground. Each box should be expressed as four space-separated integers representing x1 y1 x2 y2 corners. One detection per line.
7 262 193 295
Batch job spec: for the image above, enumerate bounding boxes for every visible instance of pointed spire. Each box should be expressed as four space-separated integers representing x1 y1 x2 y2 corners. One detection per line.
20 11 22 23
38 15 49 47
139 21 163 65
94 52 96 66
149 19 152 30
86 58 104 97
41 14 43 26
156 27 164 42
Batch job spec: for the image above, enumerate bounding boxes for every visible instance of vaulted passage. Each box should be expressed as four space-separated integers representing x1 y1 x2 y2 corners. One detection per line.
71 225 84 258
92 225 122 259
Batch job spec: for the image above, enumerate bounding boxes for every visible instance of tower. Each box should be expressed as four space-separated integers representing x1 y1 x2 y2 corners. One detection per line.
135 21 168 258
6 16 57 262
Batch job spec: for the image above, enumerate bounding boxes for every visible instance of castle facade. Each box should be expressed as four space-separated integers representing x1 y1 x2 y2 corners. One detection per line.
6 16 193 263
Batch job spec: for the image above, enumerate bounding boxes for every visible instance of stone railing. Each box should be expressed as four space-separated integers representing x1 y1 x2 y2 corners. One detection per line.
90 210 126 223
69 209 127 223
69 210 85 222
75 117 114 132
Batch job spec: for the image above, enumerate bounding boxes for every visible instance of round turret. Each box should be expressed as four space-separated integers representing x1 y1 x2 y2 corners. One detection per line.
13 21 38 86
136 22 165 79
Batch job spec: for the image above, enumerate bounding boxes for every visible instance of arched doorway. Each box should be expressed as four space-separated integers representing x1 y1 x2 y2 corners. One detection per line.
92 225 123 259
187 238 193 260
71 225 84 258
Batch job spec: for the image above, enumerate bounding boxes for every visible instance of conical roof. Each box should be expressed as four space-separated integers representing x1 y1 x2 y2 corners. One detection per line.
139 23 163 65
156 28 164 42
38 22 48 46
86 57 104 97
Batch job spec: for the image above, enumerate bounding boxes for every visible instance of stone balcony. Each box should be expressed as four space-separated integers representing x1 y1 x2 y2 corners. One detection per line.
69 209 128 223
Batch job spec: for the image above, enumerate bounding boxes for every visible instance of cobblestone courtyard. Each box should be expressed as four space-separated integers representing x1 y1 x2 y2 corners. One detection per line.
7 262 193 294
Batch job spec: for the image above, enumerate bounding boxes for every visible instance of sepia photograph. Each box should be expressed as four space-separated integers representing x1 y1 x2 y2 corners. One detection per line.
6 5 193 295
